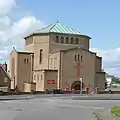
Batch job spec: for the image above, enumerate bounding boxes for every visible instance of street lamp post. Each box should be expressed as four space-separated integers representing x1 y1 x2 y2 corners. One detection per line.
80 77 82 95
79 51 83 95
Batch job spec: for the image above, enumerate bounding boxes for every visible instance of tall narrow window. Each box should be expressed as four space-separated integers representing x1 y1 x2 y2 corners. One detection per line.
37 74 39 81
65 37 69 44
70 37 74 44
34 75 36 81
75 55 77 61
60 37 64 43
78 54 80 61
50 58 53 65
81 54 83 62
56 36 59 43
39 49 43 64
75 38 79 44
41 74 43 80
54 57 57 68
24 59 26 64
27 58 29 64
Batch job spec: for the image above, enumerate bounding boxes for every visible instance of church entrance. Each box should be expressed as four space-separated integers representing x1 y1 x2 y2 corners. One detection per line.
71 81 84 90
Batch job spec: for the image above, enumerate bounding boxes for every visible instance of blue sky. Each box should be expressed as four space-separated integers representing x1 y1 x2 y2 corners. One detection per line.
18 0 120 49
0 0 120 76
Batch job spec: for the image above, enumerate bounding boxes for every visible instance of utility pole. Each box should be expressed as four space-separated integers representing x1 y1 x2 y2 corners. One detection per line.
80 51 83 95
80 77 82 94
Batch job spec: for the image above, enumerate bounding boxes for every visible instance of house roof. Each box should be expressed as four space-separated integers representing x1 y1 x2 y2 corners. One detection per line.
50 46 96 55
25 22 91 38
18 51 34 55
35 22 81 35
10 47 34 55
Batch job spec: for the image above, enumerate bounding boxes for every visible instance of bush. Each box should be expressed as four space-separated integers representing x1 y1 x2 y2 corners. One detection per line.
53 89 63 94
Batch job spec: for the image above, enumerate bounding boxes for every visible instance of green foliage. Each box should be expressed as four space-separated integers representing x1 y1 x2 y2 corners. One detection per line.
106 73 120 84
111 106 120 117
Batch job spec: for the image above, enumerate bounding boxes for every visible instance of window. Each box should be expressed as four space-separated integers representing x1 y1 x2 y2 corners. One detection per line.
74 54 82 61
56 36 59 43
65 37 69 44
54 57 57 67
24 58 29 64
37 74 39 81
78 54 80 61
75 55 77 61
50 58 53 65
27 58 28 64
81 54 83 62
39 49 43 64
41 74 43 80
75 38 79 44
24 58 26 64
60 37 64 43
70 37 74 44
34 75 36 80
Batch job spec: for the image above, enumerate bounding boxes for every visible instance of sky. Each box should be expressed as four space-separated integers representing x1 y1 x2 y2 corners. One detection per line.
0 0 120 76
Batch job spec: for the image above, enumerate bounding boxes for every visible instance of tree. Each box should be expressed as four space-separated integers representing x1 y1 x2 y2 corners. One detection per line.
105 73 120 84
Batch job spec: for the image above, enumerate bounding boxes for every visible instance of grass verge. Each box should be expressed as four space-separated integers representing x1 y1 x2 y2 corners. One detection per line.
111 106 120 118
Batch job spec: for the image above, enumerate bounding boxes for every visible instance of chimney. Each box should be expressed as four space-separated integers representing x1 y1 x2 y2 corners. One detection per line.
3 62 7 72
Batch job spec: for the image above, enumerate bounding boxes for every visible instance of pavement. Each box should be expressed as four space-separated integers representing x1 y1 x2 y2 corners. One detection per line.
94 109 118 120
72 94 120 100
2 94 120 101
0 94 120 120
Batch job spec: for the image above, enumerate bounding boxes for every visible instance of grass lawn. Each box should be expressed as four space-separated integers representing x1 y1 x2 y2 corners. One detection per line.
111 106 120 117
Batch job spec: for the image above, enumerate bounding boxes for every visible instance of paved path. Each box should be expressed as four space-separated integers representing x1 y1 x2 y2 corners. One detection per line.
94 109 118 120
0 95 120 120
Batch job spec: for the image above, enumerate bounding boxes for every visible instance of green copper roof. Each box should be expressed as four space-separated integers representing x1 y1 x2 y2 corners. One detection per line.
35 22 81 35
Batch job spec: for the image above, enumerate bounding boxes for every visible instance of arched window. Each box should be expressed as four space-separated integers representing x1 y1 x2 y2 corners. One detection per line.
41 74 43 80
78 54 80 61
81 54 83 62
27 58 29 64
65 37 69 44
70 37 74 44
24 59 26 64
39 49 43 64
74 55 77 61
60 37 64 43
75 38 79 44
56 36 59 43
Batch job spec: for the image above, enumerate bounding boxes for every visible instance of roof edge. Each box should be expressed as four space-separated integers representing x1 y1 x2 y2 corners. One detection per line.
24 32 91 39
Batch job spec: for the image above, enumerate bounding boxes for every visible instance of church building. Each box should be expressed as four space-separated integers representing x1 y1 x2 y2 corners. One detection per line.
9 22 105 92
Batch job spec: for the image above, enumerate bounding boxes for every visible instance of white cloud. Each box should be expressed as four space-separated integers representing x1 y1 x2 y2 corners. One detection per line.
12 16 45 38
91 47 120 77
0 0 45 65
0 0 16 15
0 0 120 77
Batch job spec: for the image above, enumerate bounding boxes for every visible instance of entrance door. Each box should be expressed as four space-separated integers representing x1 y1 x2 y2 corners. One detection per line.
71 81 84 90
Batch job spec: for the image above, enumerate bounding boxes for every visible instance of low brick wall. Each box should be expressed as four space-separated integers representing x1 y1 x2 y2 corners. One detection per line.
0 90 120 96
98 91 109 94
98 90 120 94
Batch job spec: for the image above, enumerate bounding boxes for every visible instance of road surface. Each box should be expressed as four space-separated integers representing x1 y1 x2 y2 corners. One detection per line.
0 95 120 120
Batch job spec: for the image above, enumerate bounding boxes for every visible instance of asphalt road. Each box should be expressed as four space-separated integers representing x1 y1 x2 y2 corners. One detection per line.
0 95 120 120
